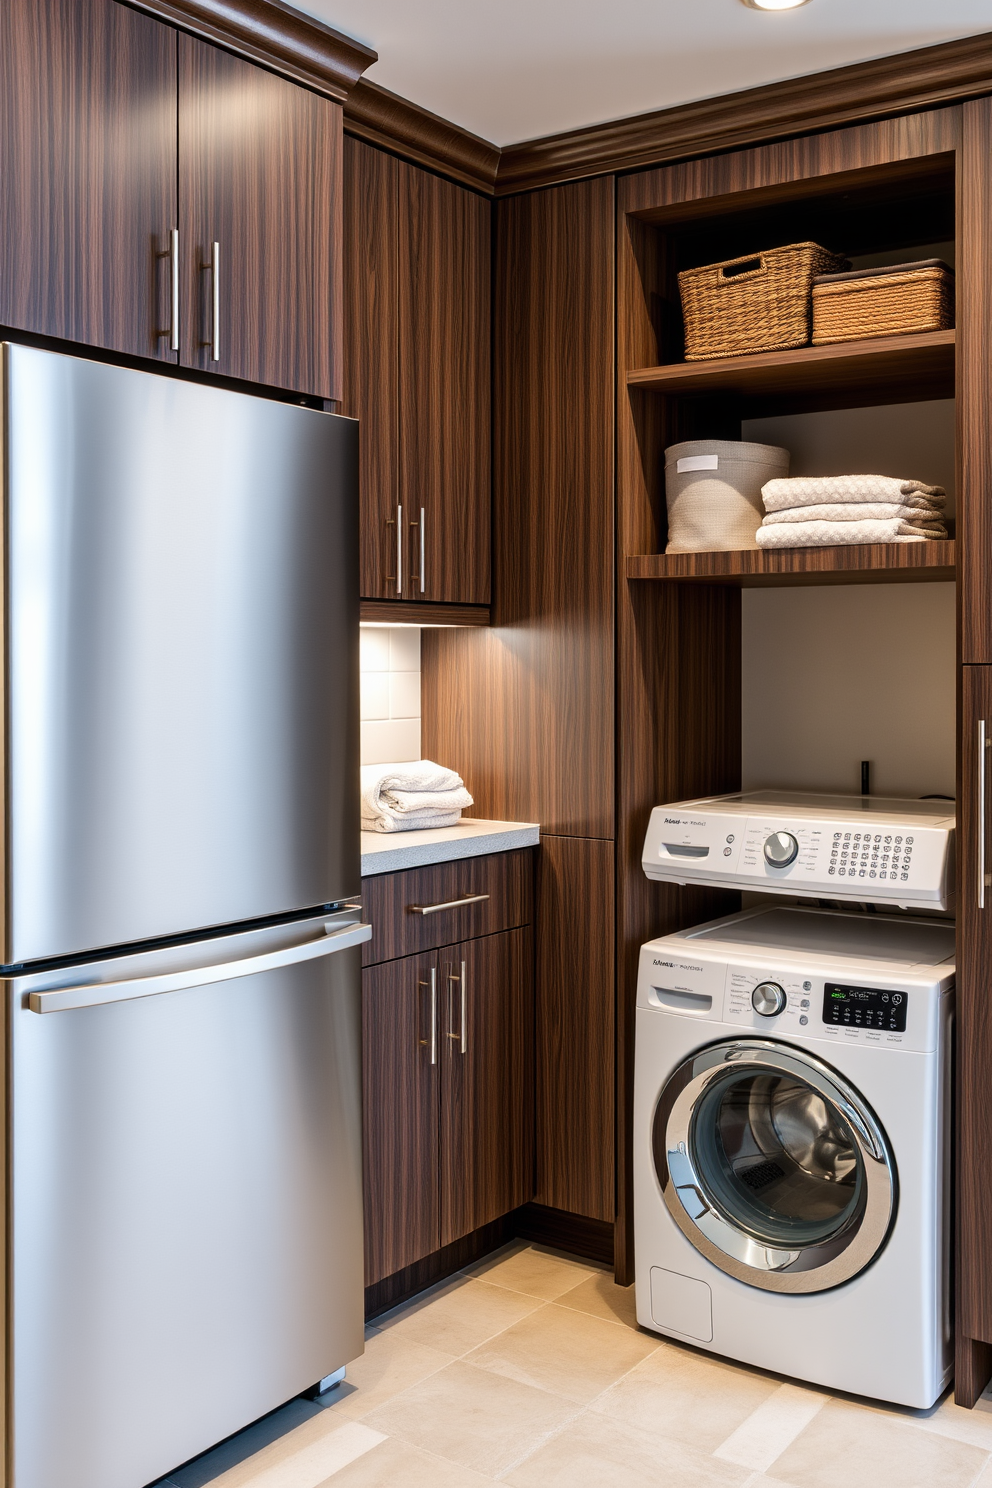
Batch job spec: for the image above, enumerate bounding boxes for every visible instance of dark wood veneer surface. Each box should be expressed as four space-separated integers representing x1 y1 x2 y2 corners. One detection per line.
361 851 533 967
359 600 490 626
627 543 955 587
179 35 341 399
345 78 499 194
0 0 178 361
959 99 992 664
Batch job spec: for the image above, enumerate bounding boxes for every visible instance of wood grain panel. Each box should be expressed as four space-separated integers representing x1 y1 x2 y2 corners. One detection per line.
361 850 533 967
359 600 490 626
362 951 440 1286
179 35 341 398
342 137 401 598
497 33 982 194
958 99 992 663
441 929 534 1245
534 836 615 1222
421 176 615 838
397 160 491 606
0 0 178 360
345 78 499 194
957 668 992 1396
626 543 955 587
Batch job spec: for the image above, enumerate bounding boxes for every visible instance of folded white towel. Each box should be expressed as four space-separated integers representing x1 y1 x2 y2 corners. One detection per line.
763 502 946 525
756 518 948 548
761 475 945 512
361 760 474 833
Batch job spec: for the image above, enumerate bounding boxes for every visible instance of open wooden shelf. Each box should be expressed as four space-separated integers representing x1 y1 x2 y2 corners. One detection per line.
626 539 955 587
626 329 955 413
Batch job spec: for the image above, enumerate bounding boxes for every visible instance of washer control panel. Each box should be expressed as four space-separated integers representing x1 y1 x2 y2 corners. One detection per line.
822 982 908 1033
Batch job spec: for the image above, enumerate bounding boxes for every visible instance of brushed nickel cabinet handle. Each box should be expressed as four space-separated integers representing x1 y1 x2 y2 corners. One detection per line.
408 894 490 917
459 959 467 1054
446 960 467 1054
430 966 437 1064
980 719 989 910
170 227 180 352
419 506 426 593
387 503 403 594
211 240 220 361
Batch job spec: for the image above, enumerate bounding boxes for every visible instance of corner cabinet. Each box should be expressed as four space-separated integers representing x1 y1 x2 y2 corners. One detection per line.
343 136 491 607
0 0 342 400
361 852 533 1290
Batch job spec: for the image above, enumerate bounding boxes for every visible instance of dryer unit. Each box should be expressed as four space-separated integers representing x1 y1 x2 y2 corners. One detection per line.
634 905 954 1408
642 790 954 912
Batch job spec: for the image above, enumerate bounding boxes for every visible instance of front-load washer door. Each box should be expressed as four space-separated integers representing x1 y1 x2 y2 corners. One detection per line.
654 1039 896 1294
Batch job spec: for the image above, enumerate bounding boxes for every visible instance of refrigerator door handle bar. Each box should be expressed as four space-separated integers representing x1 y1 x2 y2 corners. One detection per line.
24 920 372 1014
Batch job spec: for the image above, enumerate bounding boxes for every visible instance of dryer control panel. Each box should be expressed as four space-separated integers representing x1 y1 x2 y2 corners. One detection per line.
642 790 954 912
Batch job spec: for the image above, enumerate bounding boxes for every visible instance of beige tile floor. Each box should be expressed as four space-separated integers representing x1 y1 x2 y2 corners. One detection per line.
155 1243 992 1488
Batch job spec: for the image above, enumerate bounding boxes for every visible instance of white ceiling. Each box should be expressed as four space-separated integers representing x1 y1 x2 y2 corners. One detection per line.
296 0 992 148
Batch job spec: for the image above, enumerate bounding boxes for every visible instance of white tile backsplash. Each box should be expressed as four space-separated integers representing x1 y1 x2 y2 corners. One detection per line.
360 626 422 765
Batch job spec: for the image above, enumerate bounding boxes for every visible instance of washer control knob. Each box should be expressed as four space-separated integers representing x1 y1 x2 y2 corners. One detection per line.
752 982 787 1017
764 831 799 867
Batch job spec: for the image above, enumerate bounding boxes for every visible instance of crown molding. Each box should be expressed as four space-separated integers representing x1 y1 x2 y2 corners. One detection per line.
344 79 500 194
495 29 992 194
129 0 377 102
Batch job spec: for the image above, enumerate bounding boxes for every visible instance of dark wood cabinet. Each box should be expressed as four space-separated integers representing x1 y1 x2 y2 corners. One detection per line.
959 97 992 664
362 951 441 1286
179 35 342 400
343 137 491 606
0 0 178 361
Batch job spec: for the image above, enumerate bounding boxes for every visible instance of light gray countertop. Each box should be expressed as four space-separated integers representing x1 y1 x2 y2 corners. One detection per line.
360 817 540 876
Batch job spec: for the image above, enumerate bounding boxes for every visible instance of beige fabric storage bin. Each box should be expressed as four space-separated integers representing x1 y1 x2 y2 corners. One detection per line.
664 440 790 552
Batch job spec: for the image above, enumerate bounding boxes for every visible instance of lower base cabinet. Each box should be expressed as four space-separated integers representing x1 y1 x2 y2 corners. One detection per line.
362 925 534 1287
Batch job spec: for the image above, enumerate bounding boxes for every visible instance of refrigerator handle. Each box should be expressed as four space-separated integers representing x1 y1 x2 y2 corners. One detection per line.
24 920 372 1015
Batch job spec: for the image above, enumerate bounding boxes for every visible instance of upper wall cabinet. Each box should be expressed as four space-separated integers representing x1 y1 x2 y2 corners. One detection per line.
0 0 342 401
0 0 178 362
179 36 342 400
343 137 491 606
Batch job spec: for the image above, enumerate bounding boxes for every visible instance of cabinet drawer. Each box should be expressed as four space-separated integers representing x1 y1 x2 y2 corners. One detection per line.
361 849 533 966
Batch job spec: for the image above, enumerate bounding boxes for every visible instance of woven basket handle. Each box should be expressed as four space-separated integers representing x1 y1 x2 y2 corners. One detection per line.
721 255 764 281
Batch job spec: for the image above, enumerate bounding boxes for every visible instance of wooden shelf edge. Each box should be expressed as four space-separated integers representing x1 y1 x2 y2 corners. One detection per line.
625 540 955 587
360 599 491 626
626 328 956 396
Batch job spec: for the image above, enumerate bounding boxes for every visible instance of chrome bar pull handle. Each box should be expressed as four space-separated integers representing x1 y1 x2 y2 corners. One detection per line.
446 960 467 1054
459 959 467 1054
419 506 426 593
395 503 403 594
210 241 220 361
980 719 989 910
409 893 489 917
170 227 180 352
430 967 437 1065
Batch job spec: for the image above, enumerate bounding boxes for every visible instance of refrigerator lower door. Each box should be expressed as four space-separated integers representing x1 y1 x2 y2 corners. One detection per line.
3 342 360 964
8 913 369 1488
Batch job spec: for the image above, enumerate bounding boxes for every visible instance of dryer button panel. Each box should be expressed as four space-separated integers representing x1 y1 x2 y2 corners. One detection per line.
822 982 908 1033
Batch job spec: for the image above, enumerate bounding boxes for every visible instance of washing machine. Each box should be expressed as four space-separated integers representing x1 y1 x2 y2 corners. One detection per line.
634 904 954 1408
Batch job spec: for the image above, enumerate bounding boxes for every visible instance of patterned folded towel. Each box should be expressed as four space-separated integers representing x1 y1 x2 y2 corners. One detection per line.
761 475 945 513
762 502 946 525
756 518 948 548
361 760 474 833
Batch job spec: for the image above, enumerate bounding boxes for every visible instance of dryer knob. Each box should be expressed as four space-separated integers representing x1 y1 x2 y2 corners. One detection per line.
752 982 787 1017
763 831 799 867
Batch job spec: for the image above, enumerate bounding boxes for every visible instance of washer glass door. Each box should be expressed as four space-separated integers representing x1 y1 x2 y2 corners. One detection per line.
653 1039 896 1293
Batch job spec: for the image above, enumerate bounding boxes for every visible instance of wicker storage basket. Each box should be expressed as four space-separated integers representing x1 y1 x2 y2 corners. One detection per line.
811 259 954 345
678 242 847 361
664 440 790 553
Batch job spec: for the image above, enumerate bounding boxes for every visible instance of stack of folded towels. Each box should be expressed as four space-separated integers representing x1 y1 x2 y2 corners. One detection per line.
361 759 474 834
755 475 949 548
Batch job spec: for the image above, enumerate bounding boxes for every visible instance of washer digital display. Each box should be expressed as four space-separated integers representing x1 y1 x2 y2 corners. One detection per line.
822 982 908 1032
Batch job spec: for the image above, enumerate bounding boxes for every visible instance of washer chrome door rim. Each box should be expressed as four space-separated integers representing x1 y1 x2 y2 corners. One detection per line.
654 1039 896 1294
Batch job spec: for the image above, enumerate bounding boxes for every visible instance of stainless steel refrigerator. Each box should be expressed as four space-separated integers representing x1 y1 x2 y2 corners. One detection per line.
0 344 368 1488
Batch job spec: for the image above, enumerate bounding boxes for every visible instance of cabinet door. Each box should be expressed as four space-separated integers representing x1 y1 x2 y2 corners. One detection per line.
179 35 342 399
342 138 402 599
960 99 992 662
440 929 533 1247
958 666 992 1396
0 0 178 360
398 162 491 605
362 952 441 1287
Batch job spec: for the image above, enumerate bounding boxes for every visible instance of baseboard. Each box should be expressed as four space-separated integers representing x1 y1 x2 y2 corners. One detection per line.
364 1205 617 1320
514 1202 616 1268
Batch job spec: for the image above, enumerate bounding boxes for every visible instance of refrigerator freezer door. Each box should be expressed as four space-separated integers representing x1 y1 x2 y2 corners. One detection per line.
2 343 360 964
8 914 367 1488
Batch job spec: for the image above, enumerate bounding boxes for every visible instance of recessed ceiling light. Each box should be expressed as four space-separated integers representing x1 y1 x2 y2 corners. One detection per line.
741 0 811 9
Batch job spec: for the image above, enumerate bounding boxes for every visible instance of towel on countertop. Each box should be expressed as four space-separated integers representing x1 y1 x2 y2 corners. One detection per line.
762 502 947 525
361 759 474 834
756 518 949 548
760 475 945 513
